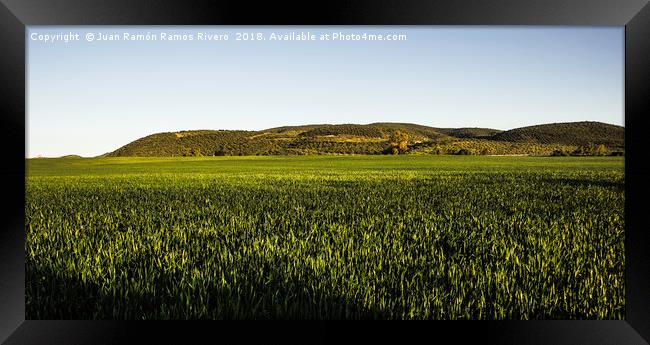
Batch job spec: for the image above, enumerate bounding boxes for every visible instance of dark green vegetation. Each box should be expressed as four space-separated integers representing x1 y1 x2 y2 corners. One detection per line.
105 121 624 157
26 156 624 319
491 122 624 147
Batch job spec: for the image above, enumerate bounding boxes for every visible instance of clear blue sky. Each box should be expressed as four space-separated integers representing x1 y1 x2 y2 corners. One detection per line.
27 26 624 157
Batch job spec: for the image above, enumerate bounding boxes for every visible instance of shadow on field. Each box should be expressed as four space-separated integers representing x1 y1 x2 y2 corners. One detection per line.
26 258 392 320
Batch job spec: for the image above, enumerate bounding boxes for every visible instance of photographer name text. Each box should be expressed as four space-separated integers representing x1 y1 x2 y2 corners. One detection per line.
30 31 408 44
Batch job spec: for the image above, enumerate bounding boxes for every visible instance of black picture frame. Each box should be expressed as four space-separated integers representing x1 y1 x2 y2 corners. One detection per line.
1 0 649 344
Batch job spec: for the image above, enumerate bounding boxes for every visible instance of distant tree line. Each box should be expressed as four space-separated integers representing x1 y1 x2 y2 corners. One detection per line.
550 144 623 157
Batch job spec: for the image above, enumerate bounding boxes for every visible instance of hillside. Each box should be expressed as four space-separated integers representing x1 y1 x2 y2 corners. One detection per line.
491 121 624 148
105 121 624 157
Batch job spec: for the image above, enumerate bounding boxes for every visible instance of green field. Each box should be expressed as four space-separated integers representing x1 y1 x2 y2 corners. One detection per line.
25 156 625 319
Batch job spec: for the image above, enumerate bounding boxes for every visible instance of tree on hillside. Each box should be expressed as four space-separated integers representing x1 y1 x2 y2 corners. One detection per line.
593 144 608 156
387 131 409 154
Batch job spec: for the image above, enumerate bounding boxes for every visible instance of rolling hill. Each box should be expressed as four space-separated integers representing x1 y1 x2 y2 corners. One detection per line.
105 121 624 157
491 121 624 148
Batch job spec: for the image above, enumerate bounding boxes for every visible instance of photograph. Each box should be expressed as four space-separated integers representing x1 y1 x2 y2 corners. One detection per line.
25 26 625 320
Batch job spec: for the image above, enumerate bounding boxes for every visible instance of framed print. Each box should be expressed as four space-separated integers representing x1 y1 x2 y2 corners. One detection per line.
1 0 649 344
